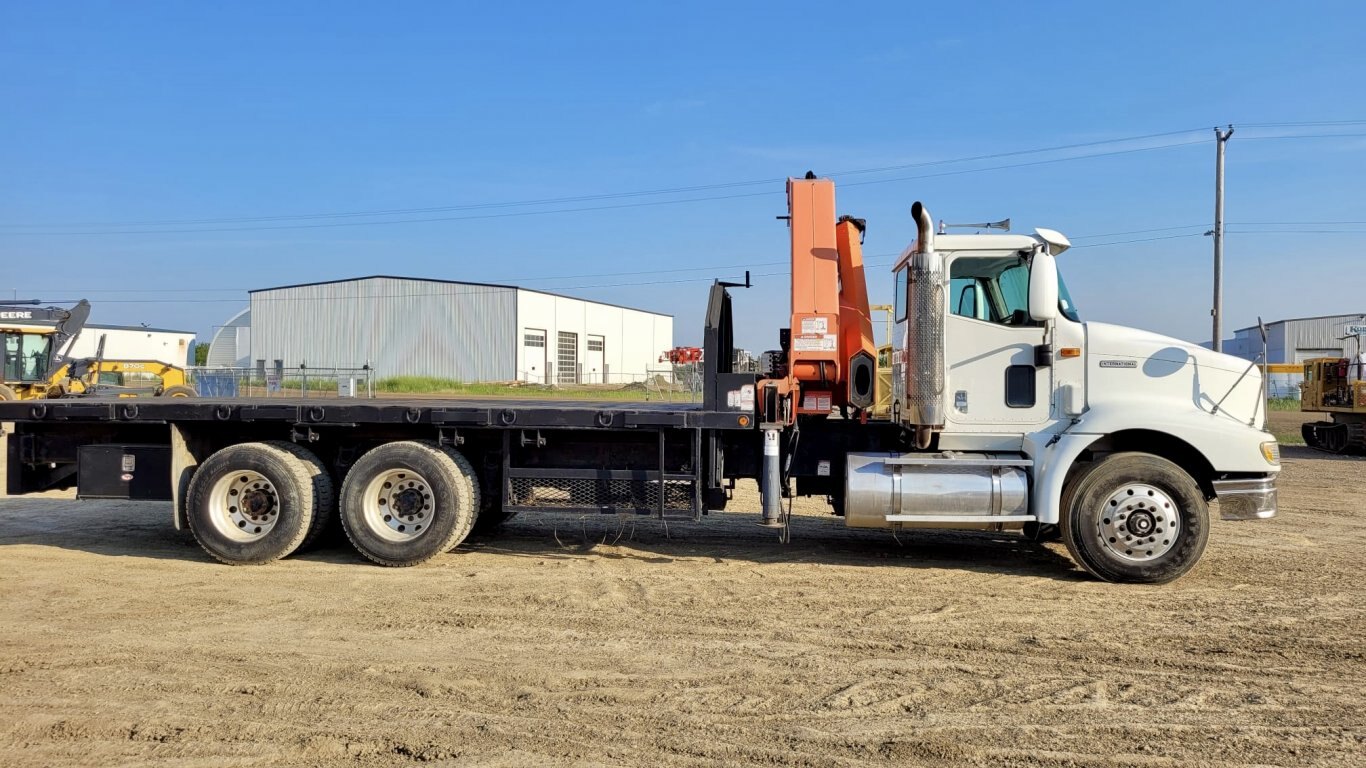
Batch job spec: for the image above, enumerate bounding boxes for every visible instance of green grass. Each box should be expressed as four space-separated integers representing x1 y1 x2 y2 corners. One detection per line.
1267 397 1302 412
278 378 341 391
373 375 693 401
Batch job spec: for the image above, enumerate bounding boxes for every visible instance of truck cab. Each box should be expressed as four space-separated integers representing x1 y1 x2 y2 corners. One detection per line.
845 208 1279 582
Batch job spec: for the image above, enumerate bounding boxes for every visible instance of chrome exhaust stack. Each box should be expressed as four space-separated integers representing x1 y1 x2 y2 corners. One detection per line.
902 202 946 447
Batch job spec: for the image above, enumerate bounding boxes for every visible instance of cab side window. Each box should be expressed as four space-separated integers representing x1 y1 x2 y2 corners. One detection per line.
948 255 1034 326
950 277 987 320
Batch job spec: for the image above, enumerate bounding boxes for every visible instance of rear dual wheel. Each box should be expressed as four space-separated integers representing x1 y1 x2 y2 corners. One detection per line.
339 441 480 567
186 442 333 565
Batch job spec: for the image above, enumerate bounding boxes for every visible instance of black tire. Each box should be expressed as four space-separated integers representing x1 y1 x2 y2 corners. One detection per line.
340 441 480 566
0 383 16 400
469 502 516 537
161 384 197 398
1021 521 1061 543
185 442 324 565
262 440 335 551
1060 452 1209 584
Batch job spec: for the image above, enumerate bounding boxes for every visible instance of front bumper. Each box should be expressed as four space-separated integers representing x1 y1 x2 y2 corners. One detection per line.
1213 475 1278 520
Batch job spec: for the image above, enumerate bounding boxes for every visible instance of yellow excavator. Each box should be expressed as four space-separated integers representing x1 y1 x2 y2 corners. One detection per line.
1301 355 1366 453
1 300 195 400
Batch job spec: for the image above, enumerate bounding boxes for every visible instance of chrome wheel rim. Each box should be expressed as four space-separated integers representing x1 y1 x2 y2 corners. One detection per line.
362 469 433 542
208 470 279 542
1096 483 1181 562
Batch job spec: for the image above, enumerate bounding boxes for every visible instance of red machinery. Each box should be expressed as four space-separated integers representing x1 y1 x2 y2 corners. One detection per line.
660 347 703 364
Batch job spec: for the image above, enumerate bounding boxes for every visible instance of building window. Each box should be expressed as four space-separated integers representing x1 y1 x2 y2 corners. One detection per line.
587 337 604 352
524 332 545 347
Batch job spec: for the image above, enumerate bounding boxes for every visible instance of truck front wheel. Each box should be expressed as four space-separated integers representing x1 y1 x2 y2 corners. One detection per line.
1060 452 1209 584
340 441 479 566
186 442 324 564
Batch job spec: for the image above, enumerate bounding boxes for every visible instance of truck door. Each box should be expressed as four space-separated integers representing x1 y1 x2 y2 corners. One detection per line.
942 253 1052 429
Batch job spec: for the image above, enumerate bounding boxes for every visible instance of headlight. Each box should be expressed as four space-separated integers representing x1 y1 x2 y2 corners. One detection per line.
1260 441 1280 465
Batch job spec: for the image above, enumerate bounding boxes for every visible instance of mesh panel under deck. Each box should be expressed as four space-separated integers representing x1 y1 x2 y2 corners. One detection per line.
509 477 693 512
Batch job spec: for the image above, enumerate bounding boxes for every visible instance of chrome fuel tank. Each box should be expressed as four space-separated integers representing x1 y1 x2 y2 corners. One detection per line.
845 452 1031 530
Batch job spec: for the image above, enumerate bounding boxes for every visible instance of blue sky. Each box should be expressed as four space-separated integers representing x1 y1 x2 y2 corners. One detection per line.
2 1 1364 357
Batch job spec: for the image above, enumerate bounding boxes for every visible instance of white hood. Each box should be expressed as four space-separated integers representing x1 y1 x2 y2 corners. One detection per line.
1085 321 1265 427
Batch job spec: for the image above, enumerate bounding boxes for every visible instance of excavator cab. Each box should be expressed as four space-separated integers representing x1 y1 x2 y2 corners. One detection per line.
1 329 58 398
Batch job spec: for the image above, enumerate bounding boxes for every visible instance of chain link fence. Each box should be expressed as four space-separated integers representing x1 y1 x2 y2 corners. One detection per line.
187 366 376 399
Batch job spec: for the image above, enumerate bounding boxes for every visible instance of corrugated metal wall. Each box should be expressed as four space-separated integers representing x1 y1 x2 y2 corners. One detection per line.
1227 313 1366 363
1280 314 1366 363
250 277 516 380
206 308 251 367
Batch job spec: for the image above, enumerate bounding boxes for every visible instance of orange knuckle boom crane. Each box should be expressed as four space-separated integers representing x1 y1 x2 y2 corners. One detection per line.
760 174 877 423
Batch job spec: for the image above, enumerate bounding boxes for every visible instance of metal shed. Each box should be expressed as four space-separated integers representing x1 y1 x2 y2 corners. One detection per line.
238 276 673 384
1224 313 1366 363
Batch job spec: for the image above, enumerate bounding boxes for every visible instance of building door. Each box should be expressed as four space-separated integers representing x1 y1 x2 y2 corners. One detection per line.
522 329 547 383
557 331 579 384
586 335 605 383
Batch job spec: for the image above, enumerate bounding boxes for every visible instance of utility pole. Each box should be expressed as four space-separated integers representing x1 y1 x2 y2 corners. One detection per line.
1212 124 1234 352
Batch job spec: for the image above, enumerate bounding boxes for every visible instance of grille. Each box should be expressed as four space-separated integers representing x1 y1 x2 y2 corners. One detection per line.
509 477 694 513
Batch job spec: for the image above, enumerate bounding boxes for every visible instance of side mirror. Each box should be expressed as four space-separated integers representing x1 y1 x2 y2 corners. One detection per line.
1028 250 1059 322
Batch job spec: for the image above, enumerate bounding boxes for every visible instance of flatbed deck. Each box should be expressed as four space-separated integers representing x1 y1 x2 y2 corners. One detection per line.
0 396 752 431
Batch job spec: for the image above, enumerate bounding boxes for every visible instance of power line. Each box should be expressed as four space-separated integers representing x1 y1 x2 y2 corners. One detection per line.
1068 224 1207 240
1239 132 1366 140
10 130 1358 237
1070 233 1206 249
1239 120 1366 128
1228 228 1366 234
2 139 1213 236
18 219 1366 298
13 217 1363 302
1228 221 1366 226
2 125 1357 237
0 128 1213 231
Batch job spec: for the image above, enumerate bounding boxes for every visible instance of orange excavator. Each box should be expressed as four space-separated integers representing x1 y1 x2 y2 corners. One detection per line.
757 173 878 424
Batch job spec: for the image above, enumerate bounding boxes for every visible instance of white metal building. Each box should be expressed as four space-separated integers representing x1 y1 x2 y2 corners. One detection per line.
222 276 673 384
67 324 196 367
12 323 198 367
1221 313 1366 364
206 308 251 368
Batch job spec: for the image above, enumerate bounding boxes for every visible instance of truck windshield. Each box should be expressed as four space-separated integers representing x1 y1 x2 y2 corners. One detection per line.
949 254 1081 324
1058 273 1080 322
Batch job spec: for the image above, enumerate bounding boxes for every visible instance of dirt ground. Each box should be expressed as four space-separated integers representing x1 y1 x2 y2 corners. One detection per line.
1 448 1363 767
1268 409 1316 445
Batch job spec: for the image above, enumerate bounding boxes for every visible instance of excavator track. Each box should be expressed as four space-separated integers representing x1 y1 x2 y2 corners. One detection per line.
1302 416 1366 454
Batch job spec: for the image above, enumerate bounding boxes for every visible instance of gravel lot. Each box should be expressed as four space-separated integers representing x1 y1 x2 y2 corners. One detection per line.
1 446 1362 766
